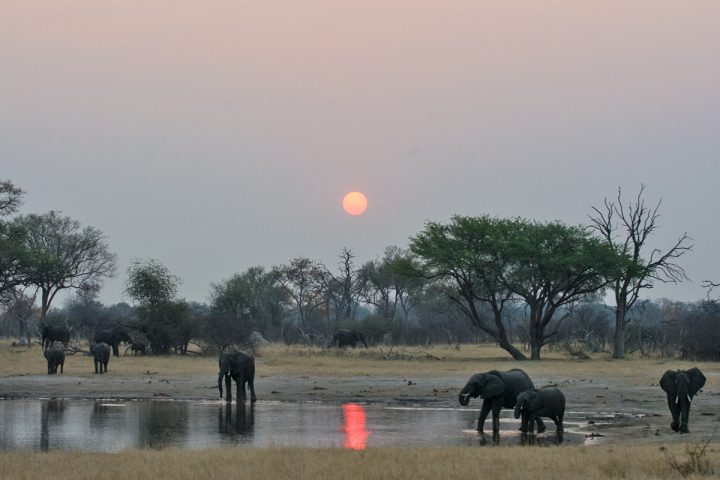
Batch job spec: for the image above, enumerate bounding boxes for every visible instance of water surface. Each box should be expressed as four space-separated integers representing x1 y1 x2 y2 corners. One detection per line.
0 399 579 452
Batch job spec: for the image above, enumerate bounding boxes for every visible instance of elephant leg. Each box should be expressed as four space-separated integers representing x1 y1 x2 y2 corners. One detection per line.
553 414 564 433
527 413 536 433
237 376 246 403
477 400 492 433
490 400 502 434
60 362 63 374
248 377 257 403
680 404 690 433
94 360 98 374
667 397 680 431
535 416 546 434
225 375 233 403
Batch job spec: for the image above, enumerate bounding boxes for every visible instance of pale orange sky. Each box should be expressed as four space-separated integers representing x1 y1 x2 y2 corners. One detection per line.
2 1 719 303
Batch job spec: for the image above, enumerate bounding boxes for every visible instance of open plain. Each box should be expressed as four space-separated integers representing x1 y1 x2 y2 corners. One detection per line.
1 341 719 479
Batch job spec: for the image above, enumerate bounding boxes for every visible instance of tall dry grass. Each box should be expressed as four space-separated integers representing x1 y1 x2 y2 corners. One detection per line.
1 444 718 480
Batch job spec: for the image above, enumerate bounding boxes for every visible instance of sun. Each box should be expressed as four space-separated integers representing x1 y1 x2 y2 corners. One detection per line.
342 191 368 216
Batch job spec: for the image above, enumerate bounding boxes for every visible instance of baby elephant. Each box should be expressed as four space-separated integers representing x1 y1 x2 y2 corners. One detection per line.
91 342 111 374
44 345 65 374
514 386 565 433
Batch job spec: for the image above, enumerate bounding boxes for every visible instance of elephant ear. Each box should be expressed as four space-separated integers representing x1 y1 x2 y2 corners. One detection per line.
660 370 676 393
481 375 506 399
687 368 706 396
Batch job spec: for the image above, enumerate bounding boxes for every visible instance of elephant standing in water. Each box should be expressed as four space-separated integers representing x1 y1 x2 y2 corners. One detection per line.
218 351 257 403
660 367 706 433
91 342 111 374
330 330 367 348
514 386 566 433
44 345 65 374
459 369 545 436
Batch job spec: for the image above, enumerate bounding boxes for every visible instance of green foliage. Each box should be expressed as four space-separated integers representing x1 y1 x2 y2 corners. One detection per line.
12 211 116 320
124 259 194 354
208 266 287 347
411 215 625 359
124 259 179 306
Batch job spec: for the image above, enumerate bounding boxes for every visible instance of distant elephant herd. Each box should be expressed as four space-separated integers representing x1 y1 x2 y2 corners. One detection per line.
40 324 137 375
39 325 707 437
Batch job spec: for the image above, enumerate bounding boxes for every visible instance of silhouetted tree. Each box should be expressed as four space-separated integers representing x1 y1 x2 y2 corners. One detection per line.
589 185 692 358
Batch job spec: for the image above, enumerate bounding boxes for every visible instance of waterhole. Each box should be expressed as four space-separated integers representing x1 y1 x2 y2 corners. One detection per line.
0 399 582 452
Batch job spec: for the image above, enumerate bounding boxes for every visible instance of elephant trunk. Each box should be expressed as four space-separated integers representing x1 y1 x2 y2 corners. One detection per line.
218 373 225 399
458 392 471 406
514 403 523 419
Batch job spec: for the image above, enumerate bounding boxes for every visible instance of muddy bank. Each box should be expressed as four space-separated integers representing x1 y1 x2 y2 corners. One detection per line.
1 370 718 446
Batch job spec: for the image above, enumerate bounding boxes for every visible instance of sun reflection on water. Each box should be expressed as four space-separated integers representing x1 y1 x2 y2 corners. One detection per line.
342 403 369 450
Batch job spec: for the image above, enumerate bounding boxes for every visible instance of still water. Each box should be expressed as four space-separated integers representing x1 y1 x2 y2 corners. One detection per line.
0 399 579 452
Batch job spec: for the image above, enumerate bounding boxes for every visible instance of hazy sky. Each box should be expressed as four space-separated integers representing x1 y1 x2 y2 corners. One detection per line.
2 1 719 305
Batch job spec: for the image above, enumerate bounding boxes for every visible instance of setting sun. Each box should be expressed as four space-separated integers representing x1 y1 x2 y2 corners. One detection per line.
342 191 368 216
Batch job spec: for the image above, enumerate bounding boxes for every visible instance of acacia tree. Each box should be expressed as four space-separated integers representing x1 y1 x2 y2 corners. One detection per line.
589 185 692 358
411 216 526 359
500 220 622 360
14 211 116 324
411 215 623 360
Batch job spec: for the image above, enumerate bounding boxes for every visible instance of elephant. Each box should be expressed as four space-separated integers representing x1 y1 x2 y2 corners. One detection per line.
90 342 111 374
330 330 367 348
218 351 257 403
459 369 545 435
41 324 70 349
125 341 147 356
94 326 133 357
43 345 65 374
514 386 565 433
660 367 706 433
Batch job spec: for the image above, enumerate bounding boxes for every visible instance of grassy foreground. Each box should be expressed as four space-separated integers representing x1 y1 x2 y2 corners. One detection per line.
1 444 719 480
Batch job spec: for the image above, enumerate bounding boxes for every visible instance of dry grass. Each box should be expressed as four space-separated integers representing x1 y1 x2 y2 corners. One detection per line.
1 340 717 385
0 444 718 480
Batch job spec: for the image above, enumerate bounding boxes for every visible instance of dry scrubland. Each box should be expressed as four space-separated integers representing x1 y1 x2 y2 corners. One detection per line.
1 340 720 479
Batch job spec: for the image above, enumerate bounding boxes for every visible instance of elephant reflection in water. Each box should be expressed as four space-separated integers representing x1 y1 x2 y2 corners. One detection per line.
218 403 255 436
40 399 65 452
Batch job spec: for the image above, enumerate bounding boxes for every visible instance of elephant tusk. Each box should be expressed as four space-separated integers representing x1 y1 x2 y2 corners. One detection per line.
675 396 679 405
687 395 691 403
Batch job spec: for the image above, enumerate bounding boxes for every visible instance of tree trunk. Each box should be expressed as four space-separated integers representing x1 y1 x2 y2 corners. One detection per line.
612 301 627 359
528 304 543 360
492 310 527 360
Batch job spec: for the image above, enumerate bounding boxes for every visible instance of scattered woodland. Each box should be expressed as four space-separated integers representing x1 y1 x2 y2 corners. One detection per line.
2 179 717 361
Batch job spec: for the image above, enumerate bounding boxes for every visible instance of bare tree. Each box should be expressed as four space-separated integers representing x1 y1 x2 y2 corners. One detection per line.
276 257 325 339
589 185 692 358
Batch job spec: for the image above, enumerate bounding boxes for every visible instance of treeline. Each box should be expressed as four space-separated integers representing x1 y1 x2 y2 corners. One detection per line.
2 180 716 360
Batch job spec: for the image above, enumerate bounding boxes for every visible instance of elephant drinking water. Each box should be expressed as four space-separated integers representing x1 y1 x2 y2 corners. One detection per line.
459 369 545 436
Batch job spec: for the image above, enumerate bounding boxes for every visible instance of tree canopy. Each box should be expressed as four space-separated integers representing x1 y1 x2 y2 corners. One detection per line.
411 215 625 360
